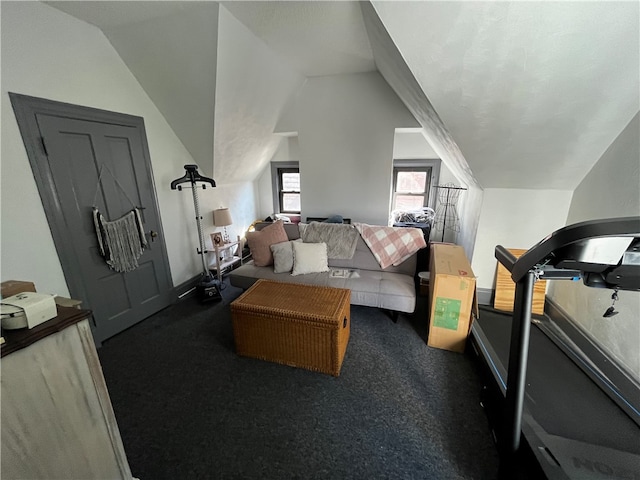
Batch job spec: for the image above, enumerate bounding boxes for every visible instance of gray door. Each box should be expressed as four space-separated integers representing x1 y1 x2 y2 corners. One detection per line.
11 94 174 344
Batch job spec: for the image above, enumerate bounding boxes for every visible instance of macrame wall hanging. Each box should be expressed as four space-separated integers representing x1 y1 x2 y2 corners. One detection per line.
92 165 147 273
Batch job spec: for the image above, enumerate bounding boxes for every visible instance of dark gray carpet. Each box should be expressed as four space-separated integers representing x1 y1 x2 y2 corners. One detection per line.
98 281 500 479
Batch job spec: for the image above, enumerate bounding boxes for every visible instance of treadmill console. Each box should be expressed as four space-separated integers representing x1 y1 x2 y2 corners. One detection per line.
507 217 640 291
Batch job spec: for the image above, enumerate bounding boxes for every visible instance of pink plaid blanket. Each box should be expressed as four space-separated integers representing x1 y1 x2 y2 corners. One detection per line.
354 223 426 269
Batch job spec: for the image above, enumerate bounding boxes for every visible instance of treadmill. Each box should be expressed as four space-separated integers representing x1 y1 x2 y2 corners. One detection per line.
469 217 640 479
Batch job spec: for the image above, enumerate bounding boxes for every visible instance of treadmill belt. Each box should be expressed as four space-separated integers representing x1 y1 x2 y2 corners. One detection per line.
476 306 640 455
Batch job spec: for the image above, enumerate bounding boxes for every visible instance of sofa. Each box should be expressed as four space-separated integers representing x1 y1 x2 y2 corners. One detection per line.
229 221 421 316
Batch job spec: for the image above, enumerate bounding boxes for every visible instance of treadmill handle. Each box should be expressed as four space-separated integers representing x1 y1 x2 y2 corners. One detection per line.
495 245 518 273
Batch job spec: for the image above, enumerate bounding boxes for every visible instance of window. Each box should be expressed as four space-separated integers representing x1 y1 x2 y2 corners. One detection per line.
391 166 432 211
279 168 300 213
391 159 441 213
271 162 300 214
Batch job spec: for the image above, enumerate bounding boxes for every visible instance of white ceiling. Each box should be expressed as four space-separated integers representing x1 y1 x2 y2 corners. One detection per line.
372 1 640 190
45 1 191 28
221 1 376 77
48 1 221 175
46 1 639 191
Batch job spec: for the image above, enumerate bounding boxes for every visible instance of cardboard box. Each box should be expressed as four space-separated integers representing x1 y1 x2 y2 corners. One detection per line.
54 297 83 309
1 280 36 299
428 244 478 353
494 248 546 315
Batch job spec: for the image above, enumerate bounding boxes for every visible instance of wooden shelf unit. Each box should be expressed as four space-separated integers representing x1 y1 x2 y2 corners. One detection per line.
209 236 242 282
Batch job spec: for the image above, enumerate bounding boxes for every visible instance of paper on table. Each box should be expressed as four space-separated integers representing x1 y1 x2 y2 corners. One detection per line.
330 269 359 278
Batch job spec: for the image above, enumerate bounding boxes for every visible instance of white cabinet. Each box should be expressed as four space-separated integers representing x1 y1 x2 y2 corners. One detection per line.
1 308 133 479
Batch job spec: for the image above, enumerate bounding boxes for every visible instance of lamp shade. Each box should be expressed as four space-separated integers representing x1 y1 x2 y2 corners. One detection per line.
213 208 233 227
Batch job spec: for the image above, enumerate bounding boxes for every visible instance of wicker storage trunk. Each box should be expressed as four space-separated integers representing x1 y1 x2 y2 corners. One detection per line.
230 279 351 376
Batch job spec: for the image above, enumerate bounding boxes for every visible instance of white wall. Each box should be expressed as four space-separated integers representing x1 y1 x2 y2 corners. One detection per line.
280 72 419 225
0 2 234 294
393 130 438 159
255 136 301 220
471 188 573 289
196 3 306 249
438 160 457 187
549 112 640 380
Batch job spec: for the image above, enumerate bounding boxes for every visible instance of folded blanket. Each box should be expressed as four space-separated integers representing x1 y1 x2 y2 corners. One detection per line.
302 222 358 259
354 223 426 269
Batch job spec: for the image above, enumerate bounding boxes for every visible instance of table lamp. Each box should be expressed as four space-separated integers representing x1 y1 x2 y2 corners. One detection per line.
213 207 233 243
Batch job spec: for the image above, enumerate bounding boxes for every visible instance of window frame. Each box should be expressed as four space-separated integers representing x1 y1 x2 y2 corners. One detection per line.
391 159 441 213
271 161 300 214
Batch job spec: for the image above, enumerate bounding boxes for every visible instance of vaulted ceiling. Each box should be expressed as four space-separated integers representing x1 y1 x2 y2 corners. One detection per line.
47 1 639 190
222 1 376 77
371 1 639 190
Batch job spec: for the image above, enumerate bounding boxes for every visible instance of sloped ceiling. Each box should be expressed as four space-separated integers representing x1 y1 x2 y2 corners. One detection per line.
371 1 640 189
213 5 304 184
46 1 639 191
221 1 375 76
361 1 479 190
48 1 220 177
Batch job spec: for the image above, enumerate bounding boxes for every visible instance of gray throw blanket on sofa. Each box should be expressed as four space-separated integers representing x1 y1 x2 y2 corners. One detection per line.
302 222 358 259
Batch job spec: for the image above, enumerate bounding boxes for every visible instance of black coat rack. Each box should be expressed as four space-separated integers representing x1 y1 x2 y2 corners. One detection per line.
171 165 219 300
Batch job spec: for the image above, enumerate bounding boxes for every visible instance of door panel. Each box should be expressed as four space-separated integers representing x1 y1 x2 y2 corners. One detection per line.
30 112 173 343
137 262 161 302
100 275 132 319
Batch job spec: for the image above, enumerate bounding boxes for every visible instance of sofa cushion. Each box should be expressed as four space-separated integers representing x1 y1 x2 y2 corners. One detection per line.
292 242 329 276
302 222 358 259
229 266 417 313
246 220 288 267
255 221 301 240
328 236 417 275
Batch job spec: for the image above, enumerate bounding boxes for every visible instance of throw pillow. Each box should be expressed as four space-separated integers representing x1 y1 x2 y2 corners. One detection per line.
270 239 301 274
291 242 329 276
246 220 288 267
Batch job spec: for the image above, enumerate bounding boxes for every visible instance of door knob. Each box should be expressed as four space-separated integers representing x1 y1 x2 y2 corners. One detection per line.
149 231 158 242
